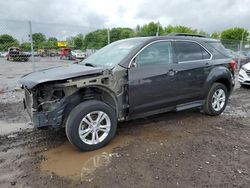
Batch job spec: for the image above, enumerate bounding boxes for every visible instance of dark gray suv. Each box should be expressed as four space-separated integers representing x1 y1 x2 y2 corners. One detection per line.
19 33 236 151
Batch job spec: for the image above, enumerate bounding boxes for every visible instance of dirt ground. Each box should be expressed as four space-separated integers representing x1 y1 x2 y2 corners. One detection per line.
0 58 250 188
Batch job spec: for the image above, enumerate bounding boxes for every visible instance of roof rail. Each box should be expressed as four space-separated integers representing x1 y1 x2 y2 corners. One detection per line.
167 33 209 38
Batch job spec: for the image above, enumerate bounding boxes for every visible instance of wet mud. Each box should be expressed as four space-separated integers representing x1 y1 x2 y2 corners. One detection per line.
0 59 250 188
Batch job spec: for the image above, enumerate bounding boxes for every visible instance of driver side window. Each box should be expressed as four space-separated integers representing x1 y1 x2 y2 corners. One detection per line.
135 41 173 67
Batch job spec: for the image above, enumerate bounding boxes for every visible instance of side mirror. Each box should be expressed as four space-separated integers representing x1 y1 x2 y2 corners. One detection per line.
131 58 137 68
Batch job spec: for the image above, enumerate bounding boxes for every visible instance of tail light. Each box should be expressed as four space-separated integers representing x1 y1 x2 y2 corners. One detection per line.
229 60 237 72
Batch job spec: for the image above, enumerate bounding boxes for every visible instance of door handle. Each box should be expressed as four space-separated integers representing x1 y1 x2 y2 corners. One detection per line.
204 62 211 70
167 69 178 76
205 62 211 67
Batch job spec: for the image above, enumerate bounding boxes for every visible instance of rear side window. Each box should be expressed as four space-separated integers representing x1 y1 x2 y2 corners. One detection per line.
206 42 230 58
174 41 210 62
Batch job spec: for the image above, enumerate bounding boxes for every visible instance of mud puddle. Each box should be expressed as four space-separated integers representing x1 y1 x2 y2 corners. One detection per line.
40 122 183 182
40 134 133 182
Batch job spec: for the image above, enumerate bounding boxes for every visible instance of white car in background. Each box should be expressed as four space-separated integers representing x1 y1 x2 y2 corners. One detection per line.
239 62 250 87
71 50 86 59
0 52 8 58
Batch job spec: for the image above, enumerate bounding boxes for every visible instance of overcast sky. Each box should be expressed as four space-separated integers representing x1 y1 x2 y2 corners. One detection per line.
0 0 249 41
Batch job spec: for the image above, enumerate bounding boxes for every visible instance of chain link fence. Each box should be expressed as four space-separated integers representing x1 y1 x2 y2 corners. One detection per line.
0 19 107 66
0 19 110 93
0 19 250 93
221 39 250 69
1 19 250 68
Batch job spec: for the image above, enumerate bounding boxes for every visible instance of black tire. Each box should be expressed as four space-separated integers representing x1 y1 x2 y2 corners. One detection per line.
65 100 117 151
203 83 229 116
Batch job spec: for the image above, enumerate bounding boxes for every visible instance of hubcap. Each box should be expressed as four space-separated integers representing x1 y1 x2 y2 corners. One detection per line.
78 111 111 145
212 89 226 112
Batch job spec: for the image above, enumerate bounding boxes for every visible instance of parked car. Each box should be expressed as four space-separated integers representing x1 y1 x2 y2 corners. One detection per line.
240 51 250 57
38 49 57 57
18 33 235 151
33 51 39 56
59 48 76 60
71 50 86 59
0 52 8 58
226 49 249 68
238 51 250 67
239 62 250 86
7 47 30 62
23 52 32 56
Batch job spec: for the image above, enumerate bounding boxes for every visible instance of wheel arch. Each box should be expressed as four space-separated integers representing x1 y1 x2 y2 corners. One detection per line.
203 66 233 97
62 85 119 126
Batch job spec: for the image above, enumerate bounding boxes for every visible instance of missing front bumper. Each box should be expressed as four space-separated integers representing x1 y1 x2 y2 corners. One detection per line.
23 97 65 128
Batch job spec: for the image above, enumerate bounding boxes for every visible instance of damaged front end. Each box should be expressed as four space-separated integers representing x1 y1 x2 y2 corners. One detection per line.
23 84 68 128
20 64 128 129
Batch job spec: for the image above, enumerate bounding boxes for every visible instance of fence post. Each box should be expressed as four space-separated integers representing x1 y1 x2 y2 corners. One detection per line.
156 21 160 36
238 41 242 70
28 21 35 71
107 29 110 44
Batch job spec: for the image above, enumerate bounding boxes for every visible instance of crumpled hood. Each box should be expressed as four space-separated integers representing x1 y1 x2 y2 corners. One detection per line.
18 64 105 89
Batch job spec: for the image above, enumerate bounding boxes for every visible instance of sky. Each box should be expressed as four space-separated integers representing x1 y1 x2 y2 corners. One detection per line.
0 0 250 41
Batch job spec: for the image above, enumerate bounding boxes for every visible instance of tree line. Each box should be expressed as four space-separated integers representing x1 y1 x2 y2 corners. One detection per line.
0 22 249 51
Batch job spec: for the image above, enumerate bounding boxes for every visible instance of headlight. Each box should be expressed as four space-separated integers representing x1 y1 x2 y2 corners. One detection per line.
242 66 248 72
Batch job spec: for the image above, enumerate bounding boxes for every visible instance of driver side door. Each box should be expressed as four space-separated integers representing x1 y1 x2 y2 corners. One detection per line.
128 41 179 115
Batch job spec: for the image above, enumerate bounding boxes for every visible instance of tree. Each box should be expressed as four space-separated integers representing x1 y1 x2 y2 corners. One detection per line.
47 37 58 42
32 33 46 49
110 28 135 42
163 25 203 35
0 34 19 51
137 22 163 36
211 32 220 39
32 33 46 43
20 42 31 51
83 29 109 49
73 34 84 49
221 27 249 41
46 37 58 49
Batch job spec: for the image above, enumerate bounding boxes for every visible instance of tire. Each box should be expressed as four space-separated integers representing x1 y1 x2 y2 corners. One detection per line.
203 83 229 116
65 100 117 151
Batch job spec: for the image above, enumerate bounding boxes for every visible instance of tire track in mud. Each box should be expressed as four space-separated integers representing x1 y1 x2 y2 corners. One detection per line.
0 87 250 187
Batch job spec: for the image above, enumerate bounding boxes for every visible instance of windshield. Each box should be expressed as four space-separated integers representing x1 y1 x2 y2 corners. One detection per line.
74 50 82 53
81 38 146 67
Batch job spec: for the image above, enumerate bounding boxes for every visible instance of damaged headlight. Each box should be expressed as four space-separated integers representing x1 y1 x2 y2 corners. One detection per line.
36 86 65 112
37 99 61 112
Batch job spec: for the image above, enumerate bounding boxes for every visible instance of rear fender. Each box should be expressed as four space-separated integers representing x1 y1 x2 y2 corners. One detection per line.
203 66 233 97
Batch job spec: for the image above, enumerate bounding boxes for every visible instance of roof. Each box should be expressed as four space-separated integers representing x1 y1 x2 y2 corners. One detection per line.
122 33 219 43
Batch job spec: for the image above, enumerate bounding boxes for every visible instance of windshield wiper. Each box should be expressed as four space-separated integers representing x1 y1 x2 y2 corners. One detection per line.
84 63 96 67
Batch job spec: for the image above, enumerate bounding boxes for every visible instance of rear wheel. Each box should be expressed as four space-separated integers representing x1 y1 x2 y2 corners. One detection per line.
203 83 228 116
65 100 117 151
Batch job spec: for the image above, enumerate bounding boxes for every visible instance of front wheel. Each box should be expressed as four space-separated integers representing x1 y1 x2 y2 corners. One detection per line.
65 100 117 151
203 83 229 116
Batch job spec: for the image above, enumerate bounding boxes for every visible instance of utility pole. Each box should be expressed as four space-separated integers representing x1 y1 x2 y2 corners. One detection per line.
238 30 246 70
107 29 110 44
29 21 35 71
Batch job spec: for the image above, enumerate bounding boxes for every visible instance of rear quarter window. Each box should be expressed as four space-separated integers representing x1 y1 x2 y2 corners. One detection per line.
206 42 231 59
174 41 210 62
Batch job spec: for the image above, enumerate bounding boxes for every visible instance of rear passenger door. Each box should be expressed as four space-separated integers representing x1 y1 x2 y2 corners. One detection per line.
173 41 212 104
